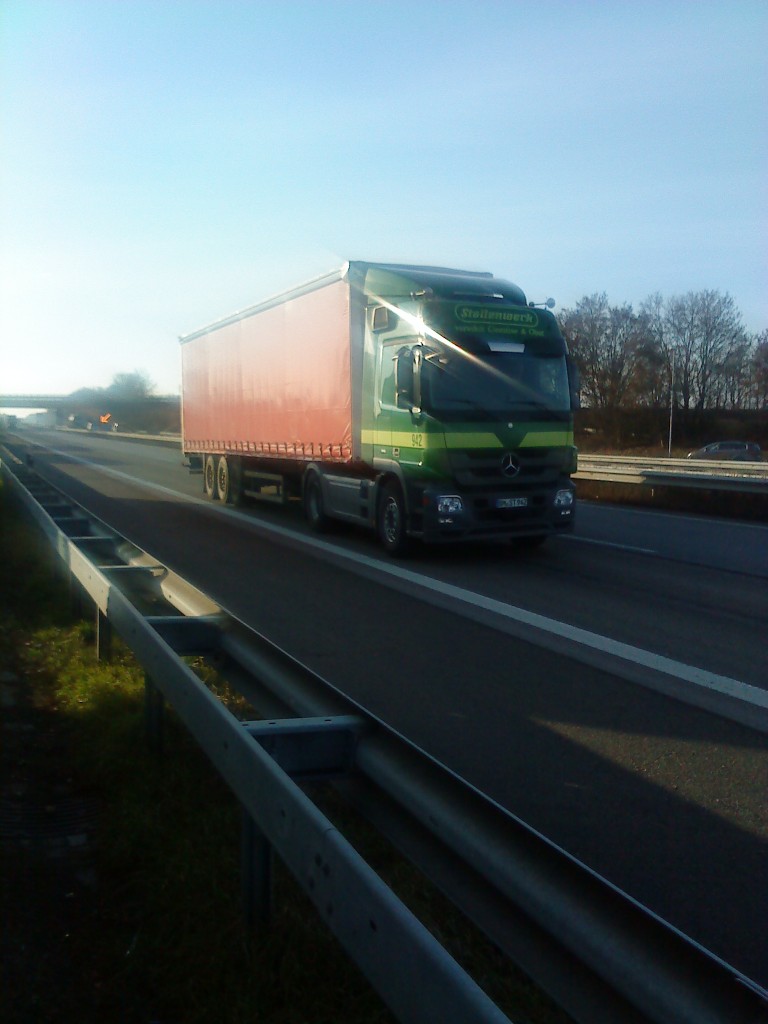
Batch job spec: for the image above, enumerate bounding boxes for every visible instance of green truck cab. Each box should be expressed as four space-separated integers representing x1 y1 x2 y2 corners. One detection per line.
357 265 578 553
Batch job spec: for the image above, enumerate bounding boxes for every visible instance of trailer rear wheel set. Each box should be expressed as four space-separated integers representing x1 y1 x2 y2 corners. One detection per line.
203 455 216 498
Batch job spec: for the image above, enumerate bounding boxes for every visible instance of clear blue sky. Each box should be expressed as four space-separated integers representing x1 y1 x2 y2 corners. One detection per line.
1 0 766 401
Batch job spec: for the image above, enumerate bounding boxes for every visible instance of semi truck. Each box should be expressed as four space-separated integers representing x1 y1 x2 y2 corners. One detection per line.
180 261 579 555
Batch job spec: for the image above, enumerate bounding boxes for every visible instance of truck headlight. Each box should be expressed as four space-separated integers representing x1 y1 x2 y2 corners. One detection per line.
437 495 463 514
554 488 574 508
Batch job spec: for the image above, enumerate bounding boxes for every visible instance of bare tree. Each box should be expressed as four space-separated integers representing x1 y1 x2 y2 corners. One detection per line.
713 336 754 409
107 371 156 400
691 291 745 410
558 294 651 442
630 334 667 407
751 332 768 410
558 294 648 408
637 293 671 407
661 293 698 413
660 291 746 412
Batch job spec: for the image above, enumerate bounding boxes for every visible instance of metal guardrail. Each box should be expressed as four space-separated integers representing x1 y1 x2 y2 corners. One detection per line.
576 454 768 494
0 448 507 1024
1 443 767 1024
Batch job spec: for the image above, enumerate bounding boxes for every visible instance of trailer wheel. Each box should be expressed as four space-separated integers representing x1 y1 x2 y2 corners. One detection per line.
304 474 330 532
203 455 217 498
229 457 243 506
378 481 411 557
216 455 232 503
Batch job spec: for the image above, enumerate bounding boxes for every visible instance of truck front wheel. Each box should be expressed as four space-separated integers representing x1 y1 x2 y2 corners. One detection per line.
203 455 217 498
304 474 330 532
378 481 411 557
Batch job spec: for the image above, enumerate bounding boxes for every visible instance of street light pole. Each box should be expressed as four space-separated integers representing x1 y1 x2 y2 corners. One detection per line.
668 361 675 456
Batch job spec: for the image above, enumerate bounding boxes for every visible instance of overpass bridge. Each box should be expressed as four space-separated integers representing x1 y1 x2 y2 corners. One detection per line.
0 395 76 409
1 395 178 410
1 394 180 434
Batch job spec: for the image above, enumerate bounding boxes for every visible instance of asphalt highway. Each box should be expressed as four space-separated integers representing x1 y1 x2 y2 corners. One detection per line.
6 429 768 988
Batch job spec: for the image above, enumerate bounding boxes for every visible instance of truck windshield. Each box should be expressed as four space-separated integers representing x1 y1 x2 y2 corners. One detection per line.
417 299 571 420
420 346 570 420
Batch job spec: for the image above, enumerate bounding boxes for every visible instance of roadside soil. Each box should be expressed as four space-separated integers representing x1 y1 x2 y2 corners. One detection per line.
0 665 105 1023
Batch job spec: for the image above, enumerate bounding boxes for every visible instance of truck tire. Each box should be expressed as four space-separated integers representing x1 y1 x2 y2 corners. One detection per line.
216 455 232 503
203 455 217 498
304 474 330 532
229 457 244 506
378 480 411 556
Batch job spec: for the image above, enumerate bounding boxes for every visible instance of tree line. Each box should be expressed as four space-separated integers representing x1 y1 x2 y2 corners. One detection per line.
64 371 179 434
557 290 767 444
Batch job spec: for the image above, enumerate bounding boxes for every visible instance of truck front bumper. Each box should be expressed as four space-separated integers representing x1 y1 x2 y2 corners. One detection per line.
415 479 575 543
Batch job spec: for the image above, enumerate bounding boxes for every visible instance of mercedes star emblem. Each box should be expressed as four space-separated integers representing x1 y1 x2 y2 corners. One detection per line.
501 453 520 478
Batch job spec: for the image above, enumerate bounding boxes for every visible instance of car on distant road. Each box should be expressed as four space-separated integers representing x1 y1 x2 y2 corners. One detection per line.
686 441 762 462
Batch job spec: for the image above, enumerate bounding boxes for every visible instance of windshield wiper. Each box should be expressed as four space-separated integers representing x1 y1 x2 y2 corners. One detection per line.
509 402 570 422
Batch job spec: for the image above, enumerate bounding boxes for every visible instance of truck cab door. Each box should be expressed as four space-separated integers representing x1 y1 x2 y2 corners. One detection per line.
374 341 398 461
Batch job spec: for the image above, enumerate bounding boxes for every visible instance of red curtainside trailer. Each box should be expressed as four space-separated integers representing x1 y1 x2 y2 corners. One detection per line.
181 271 356 464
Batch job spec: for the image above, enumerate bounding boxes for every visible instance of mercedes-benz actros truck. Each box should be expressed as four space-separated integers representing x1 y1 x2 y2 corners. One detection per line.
180 261 578 555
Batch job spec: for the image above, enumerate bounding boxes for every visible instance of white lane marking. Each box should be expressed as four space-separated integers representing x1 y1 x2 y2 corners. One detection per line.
562 535 657 555
41 444 767 713
337 550 766 712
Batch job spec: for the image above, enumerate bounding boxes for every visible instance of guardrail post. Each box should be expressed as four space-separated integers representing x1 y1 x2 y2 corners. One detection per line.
96 609 112 662
241 807 272 935
69 574 85 620
144 672 164 755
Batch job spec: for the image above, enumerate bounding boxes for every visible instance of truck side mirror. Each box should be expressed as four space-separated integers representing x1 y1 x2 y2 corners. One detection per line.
395 347 422 413
372 306 399 332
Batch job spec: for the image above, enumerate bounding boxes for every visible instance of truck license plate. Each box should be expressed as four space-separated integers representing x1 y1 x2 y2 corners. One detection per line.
496 496 528 509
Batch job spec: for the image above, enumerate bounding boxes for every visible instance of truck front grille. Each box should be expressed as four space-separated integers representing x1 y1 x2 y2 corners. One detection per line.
449 448 561 488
